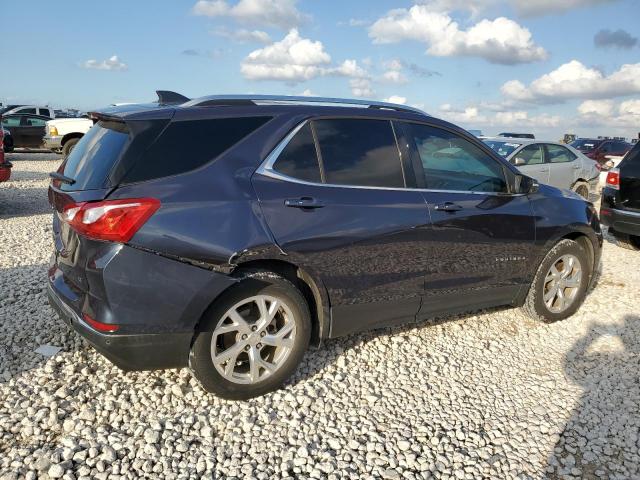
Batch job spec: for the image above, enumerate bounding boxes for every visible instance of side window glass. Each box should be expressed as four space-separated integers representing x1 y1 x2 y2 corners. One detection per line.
514 144 544 165
547 144 575 163
600 142 611 153
40 109 51 117
25 117 46 127
2 116 21 127
404 123 507 193
272 123 321 183
17 108 37 114
313 118 404 188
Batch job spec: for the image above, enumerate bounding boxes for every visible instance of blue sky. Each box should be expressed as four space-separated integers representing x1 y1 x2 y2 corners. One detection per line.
3 0 638 140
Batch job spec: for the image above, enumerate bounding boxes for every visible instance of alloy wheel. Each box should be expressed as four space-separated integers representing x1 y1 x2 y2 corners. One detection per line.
210 295 296 384
543 254 583 313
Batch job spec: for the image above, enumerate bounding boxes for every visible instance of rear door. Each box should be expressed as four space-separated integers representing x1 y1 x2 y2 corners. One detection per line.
1 116 22 145
511 143 548 184
20 116 47 147
252 117 430 337
619 143 640 211
545 144 579 190
399 121 536 316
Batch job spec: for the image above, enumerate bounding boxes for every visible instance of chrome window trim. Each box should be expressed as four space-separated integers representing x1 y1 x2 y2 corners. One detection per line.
256 120 526 197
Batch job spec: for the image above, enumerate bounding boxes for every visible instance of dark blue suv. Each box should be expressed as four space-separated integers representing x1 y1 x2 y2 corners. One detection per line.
47 92 602 399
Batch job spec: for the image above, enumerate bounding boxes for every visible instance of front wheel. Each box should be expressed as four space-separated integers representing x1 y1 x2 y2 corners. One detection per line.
573 183 589 200
62 137 80 158
521 239 590 322
190 271 311 400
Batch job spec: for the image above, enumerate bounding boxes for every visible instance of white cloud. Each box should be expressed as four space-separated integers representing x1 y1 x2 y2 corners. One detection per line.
211 27 272 44
369 5 546 64
241 30 369 83
437 103 560 129
382 70 409 84
350 78 375 98
501 60 640 103
298 89 317 97
82 55 127 71
414 0 618 17
576 98 640 128
192 0 306 29
383 95 407 104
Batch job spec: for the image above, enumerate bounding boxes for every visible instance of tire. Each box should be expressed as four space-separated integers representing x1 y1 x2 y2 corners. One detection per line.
62 137 80 158
189 271 311 400
3 137 13 153
610 229 640 251
521 239 591 323
573 183 589 200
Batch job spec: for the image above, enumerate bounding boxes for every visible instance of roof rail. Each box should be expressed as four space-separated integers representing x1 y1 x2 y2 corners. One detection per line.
181 94 428 116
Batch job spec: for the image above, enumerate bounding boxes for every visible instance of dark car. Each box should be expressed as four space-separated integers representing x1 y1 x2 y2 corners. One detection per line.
497 132 535 139
601 142 640 250
570 138 632 166
1 127 13 153
0 128 11 182
47 93 602 399
1 114 48 149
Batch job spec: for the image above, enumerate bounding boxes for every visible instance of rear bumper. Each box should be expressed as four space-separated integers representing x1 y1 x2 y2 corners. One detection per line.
600 206 640 236
43 135 63 150
47 244 237 371
48 284 191 371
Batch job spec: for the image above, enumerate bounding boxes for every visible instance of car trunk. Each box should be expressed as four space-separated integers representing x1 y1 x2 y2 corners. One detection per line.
619 144 640 212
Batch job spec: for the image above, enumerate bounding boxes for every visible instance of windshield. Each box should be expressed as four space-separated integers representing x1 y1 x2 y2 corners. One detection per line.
570 139 600 152
482 139 522 158
60 120 129 191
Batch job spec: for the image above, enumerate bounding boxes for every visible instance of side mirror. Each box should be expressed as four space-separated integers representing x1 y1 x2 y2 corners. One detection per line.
513 157 526 166
515 175 539 194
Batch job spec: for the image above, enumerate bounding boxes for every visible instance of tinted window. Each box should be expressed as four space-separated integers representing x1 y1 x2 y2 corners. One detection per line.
40 109 51 117
600 142 612 153
272 123 321 183
515 144 544 165
60 121 129 191
23 116 46 127
612 142 629 155
1 116 21 127
570 139 600 152
125 117 270 183
17 107 37 114
405 123 507 193
314 119 404 188
546 144 576 163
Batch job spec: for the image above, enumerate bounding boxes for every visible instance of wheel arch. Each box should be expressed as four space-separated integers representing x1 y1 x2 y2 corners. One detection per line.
61 132 84 146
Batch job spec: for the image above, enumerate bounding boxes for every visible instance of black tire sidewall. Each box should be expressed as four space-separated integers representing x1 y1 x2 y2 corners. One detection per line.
62 138 79 158
531 240 590 322
190 275 311 400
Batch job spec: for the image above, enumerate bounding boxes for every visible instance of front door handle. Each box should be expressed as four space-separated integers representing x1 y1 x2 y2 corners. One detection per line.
434 202 463 212
284 197 325 209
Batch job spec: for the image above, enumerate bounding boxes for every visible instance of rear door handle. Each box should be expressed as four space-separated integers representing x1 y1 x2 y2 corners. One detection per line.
434 202 463 212
284 197 325 209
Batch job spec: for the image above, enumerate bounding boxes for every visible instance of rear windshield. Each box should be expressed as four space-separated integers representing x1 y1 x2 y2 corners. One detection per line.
482 139 521 158
60 120 129 191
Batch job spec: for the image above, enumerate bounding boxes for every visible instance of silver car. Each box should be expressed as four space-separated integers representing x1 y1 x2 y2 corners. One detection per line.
483 137 600 198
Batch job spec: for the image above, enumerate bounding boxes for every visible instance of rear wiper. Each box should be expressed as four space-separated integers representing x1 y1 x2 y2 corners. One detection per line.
49 172 76 185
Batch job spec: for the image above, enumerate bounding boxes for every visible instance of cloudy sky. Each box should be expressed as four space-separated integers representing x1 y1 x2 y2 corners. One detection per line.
3 0 638 140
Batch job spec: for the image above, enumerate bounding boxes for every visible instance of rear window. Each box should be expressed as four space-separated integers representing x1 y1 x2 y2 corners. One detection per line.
313 118 404 188
123 117 271 183
482 140 521 158
60 120 129 191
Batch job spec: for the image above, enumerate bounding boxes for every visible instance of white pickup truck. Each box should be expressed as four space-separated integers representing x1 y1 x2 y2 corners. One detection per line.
43 117 93 157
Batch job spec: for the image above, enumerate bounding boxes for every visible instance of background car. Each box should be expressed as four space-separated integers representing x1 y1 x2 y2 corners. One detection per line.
0 104 26 115
570 138 632 166
483 137 599 198
600 142 640 250
2 105 55 118
1 114 48 149
44 116 94 157
0 128 11 182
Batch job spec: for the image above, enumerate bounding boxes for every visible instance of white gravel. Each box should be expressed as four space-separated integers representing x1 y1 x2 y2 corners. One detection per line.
1 152 639 480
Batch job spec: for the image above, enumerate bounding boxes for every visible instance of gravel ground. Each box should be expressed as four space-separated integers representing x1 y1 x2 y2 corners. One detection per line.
1 152 639 480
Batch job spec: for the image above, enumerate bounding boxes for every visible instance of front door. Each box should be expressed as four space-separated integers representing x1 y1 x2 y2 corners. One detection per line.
399 121 536 317
252 118 430 337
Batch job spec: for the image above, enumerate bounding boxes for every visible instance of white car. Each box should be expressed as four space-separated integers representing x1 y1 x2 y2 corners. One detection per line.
43 117 93 157
483 137 600 198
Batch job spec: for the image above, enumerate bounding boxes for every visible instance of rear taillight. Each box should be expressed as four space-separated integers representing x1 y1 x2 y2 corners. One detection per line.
82 313 119 332
605 168 620 190
61 198 160 242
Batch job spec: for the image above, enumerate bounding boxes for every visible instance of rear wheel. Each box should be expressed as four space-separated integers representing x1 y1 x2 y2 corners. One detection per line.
521 239 590 322
610 229 640 251
62 137 80 158
189 271 311 399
